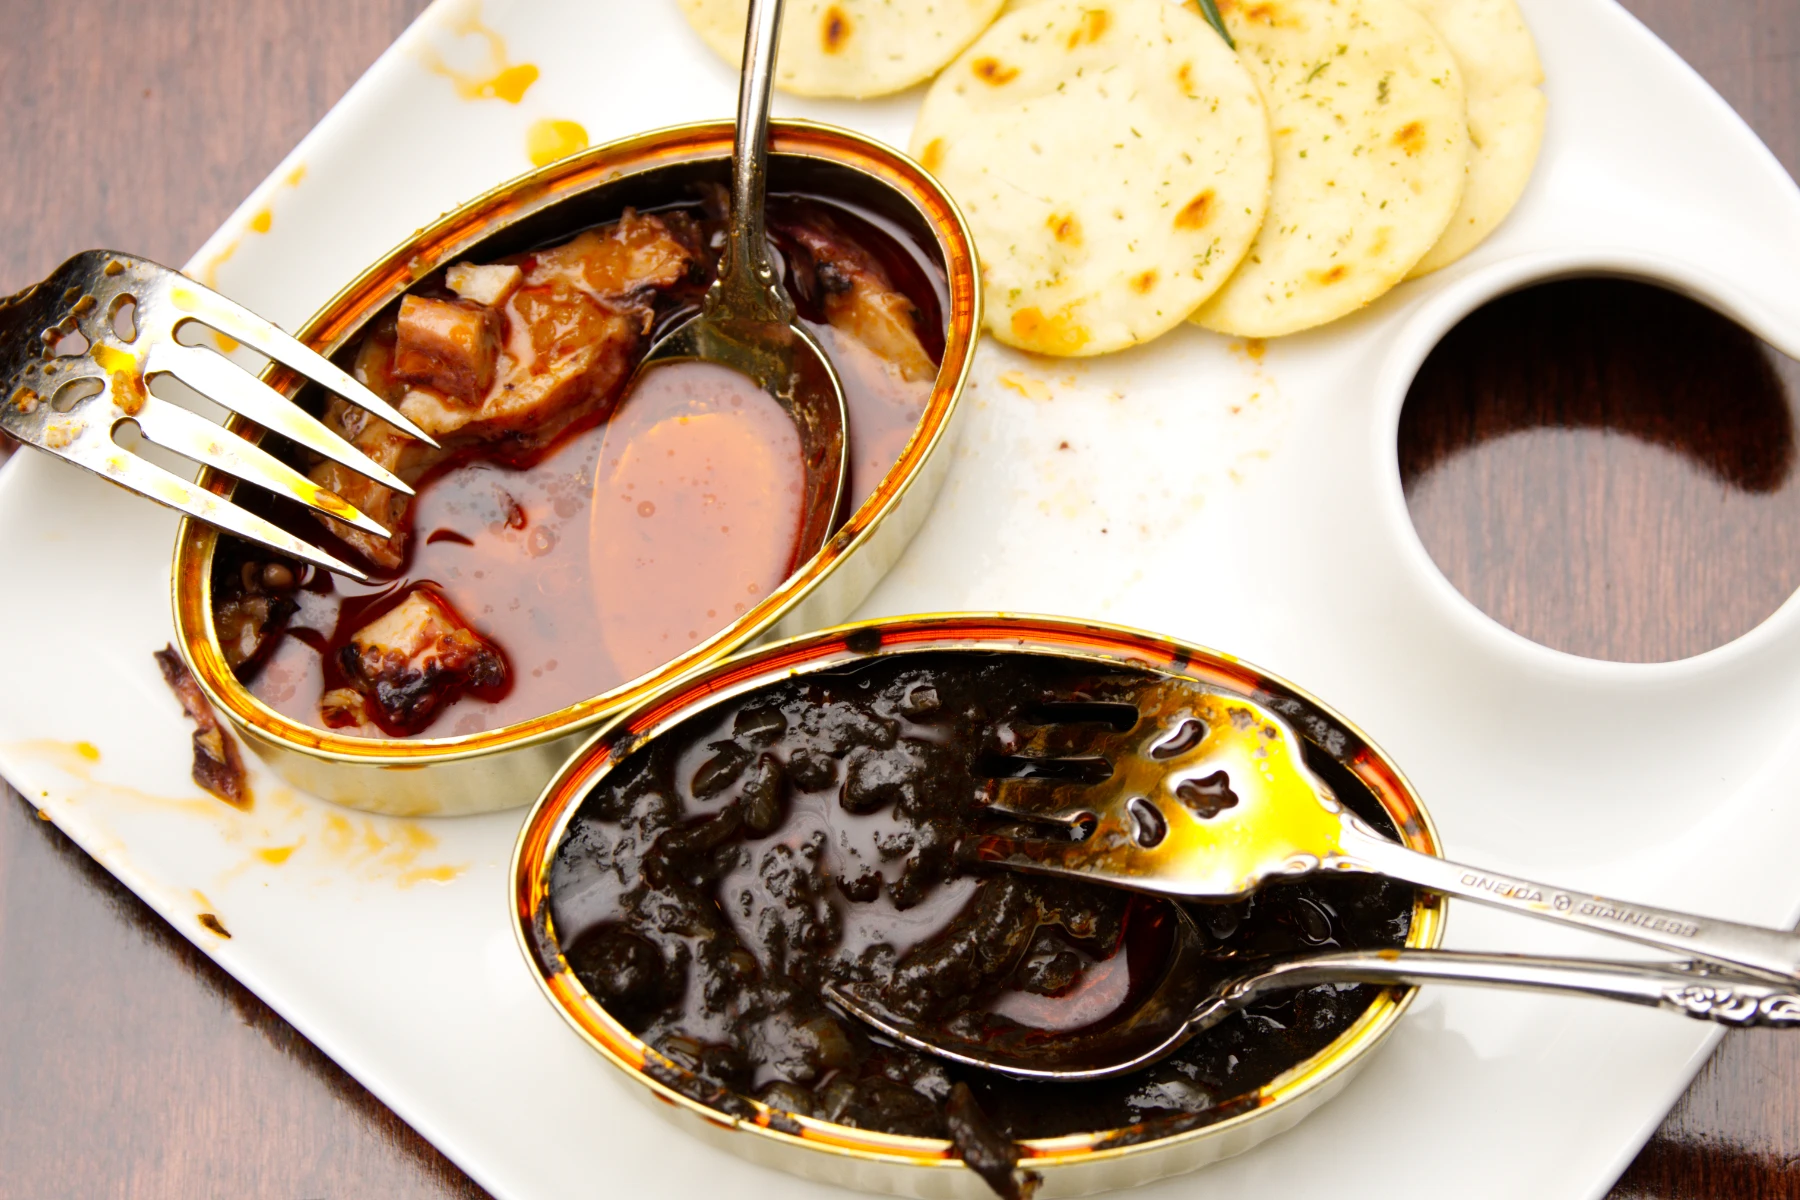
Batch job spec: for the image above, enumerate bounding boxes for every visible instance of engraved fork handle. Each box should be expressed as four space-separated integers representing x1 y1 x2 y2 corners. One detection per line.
1220 949 1800 1028
1337 821 1800 982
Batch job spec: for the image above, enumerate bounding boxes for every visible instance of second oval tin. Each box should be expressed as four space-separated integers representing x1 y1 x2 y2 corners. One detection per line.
511 613 1448 1198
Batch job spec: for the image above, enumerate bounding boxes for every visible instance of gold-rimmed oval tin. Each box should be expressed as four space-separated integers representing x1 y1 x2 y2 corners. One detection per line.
511 613 1448 1198
169 121 979 816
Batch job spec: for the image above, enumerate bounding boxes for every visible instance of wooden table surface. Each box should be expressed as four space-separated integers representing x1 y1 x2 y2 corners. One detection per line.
3 1 1798 1196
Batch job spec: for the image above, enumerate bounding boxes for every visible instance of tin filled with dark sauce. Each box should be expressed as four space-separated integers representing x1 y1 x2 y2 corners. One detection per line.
519 618 1444 1199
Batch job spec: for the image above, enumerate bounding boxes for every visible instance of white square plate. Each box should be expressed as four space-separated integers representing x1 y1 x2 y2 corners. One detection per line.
6 1 1800 1196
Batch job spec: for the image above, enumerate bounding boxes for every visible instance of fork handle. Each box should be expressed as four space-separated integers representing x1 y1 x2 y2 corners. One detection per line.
1226 949 1800 1027
1337 822 1800 982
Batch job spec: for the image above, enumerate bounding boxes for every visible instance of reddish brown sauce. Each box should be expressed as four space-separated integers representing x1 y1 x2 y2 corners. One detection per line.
220 194 946 738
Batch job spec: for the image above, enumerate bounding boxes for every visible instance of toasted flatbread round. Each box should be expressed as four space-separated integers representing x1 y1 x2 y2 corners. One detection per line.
677 0 1007 98
911 0 1271 356
1192 0 1469 338
1400 0 1545 276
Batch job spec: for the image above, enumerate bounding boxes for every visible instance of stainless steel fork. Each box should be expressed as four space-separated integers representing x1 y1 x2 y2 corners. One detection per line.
969 682 1800 982
0 250 437 580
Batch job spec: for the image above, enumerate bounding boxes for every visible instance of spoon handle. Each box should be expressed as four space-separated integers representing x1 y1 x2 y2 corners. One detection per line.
711 0 796 328
1337 821 1800 982
1227 950 1800 1028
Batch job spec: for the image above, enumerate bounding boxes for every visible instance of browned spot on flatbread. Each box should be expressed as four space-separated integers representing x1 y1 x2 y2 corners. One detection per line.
1177 61 1197 97
1047 212 1083 246
822 5 852 53
1218 0 1295 26
1010 305 1091 356
973 57 1019 84
1132 269 1159 294
1067 7 1109 48
920 138 946 172
1393 121 1426 156
1311 264 1350 285
1174 189 1216 229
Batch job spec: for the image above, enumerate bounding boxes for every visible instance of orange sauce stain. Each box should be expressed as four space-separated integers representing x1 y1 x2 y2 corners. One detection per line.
284 163 307 188
311 812 466 886
997 371 1054 401
420 1 540 104
249 208 273 235
254 843 301 865
7 739 225 818
526 118 588 167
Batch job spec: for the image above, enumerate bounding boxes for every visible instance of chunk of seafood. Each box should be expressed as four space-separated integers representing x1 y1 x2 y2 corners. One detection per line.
330 588 508 735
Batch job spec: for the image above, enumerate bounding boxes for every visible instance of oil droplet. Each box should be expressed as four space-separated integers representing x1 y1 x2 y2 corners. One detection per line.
637 500 656 518
526 118 588 167
527 526 556 556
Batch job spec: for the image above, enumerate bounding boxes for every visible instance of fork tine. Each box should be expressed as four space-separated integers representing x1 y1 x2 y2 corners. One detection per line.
986 776 1109 817
129 394 392 538
70 441 369 581
161 277 439 447
146 341 414 495
959 831 1097 877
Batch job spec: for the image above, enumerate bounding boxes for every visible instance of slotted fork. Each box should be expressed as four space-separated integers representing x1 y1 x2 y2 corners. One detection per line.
0 250 438 581
968 682 1800 982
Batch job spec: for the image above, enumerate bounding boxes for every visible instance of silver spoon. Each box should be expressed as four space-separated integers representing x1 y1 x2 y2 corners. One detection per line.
826 905 1800 1082
632 0 848 560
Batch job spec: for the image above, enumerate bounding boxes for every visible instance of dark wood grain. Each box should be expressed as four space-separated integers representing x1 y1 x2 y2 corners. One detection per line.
1 0 1797 1196
0 3 477 1197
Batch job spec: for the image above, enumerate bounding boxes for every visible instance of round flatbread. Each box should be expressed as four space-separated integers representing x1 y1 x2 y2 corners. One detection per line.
1192 0 1469 338
911 0 1271 356
677 0 1008 98
1399 0 1545 276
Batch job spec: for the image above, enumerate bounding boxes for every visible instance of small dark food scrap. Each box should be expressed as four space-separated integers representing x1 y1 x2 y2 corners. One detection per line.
154 644 251 810
546 652 1416 1197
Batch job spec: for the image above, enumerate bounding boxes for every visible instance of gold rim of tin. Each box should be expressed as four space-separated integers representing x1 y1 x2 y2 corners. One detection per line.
170 120 981 767
510 612 1448 1180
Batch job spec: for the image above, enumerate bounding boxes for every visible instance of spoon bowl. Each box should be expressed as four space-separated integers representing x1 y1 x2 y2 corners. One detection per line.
629 0 848 559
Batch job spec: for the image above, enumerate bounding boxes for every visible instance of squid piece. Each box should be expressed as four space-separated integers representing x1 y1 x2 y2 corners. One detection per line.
328 587 508 735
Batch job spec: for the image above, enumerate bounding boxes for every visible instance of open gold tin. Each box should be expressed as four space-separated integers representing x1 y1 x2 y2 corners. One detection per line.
512 614 1447 1198
169 121 979 815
